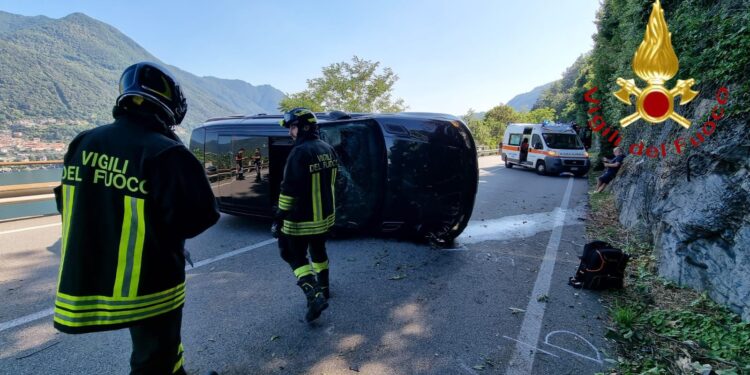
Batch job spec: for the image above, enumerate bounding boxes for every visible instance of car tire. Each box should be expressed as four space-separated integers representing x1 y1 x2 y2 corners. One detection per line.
574 172 588 178
536 161 547 175
506 161 513 168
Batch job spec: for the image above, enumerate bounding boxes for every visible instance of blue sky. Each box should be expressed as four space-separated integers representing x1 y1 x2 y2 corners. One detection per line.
0 0 600 115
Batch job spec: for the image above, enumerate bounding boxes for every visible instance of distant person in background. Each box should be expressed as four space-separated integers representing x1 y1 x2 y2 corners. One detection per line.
595 147 625 193
235 148 245 180
253 147 262 178
53 62 219 375
520 138 529 163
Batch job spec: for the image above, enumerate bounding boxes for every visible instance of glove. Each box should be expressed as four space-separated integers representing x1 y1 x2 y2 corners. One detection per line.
271 221 281 238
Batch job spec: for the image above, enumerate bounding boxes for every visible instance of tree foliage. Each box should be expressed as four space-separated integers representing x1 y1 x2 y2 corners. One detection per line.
463 104 556 148
534 54 589 122
279 56 407 113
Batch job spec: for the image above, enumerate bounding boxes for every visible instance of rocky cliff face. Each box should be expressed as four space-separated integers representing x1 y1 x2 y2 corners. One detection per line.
610 83 750 320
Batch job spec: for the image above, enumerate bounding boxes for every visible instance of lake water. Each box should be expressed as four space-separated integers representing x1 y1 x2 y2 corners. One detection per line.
0 168 61 221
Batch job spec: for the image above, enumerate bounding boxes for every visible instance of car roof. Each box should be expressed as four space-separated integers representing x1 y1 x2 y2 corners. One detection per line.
506 122 577 134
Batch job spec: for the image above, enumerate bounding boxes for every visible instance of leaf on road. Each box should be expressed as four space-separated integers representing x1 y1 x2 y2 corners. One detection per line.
472 364 485 370
509 307 525 314
389 274 406 280
270 335 280 341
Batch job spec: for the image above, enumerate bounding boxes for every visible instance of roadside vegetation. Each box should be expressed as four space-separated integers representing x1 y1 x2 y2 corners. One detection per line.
587 164 750 375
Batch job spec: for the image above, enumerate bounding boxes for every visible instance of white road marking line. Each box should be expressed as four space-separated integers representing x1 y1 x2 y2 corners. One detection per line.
186 238 276 270
0 308 54 332
504 177 574 374
0 238 277 333
0 222 61 235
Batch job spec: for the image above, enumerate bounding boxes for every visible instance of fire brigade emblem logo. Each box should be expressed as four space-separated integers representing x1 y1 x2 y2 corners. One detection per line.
614 0 698 128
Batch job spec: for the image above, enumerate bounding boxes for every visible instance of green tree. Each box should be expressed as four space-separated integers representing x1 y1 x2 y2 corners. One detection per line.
279 56 407 113
518 107 556 123
484 104 518 125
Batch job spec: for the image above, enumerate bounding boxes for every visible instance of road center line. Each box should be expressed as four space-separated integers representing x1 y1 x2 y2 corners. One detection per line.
504 177 574 374
0 238 277 333
0 222 61 235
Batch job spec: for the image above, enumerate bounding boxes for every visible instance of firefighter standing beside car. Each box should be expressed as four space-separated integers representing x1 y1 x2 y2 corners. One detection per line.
53 62 220 374
272 108 338 322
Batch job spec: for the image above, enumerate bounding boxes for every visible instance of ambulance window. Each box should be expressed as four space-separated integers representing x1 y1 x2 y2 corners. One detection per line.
532 134 543 149
509 134 522 146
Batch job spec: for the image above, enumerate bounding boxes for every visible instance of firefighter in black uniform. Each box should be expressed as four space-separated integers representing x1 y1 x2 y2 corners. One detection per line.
272 108 338 322
53 62 220 375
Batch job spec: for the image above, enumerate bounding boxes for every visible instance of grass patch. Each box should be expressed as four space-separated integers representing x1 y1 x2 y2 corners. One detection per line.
586 169 750 375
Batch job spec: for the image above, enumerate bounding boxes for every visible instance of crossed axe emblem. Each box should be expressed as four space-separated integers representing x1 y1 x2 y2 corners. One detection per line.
614 78 699 128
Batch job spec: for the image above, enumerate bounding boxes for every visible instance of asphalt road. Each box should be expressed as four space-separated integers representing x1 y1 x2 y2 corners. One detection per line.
0 156 615 375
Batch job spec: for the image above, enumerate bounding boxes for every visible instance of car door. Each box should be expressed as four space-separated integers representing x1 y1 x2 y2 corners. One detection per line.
318 120 385 230
530 133 544 165
506 133 522 162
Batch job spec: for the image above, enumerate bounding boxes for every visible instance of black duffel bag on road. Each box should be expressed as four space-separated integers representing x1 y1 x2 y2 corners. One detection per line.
568 240 630 290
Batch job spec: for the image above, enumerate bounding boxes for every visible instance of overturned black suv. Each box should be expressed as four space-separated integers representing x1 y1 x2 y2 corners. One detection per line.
189 111 478 242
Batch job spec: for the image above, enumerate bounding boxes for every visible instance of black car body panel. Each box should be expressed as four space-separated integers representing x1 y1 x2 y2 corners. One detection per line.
189 112 478 241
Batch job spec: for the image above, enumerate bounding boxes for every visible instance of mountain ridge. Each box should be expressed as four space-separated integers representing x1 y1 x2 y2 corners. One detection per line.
0 11 284 139
506 82 553 112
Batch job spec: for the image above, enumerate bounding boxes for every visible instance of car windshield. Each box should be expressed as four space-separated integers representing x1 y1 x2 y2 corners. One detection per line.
542 133 583 149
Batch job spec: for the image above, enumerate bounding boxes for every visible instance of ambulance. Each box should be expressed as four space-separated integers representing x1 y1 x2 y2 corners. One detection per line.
500 122 590 176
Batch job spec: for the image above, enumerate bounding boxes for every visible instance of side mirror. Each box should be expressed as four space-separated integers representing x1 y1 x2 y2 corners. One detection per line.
534 143 543 149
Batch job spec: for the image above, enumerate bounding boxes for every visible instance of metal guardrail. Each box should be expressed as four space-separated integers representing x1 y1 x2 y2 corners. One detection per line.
477 148 501 157
0 160 63 167
0 161 62 205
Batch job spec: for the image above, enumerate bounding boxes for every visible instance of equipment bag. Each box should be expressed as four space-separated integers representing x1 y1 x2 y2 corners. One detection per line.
568 240 630 290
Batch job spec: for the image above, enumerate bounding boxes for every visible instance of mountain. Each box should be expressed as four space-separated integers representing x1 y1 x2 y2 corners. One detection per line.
0 11 285 139
506 82 553 112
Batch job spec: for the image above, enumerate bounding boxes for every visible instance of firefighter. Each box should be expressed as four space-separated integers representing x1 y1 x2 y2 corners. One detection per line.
53 62 220 374
272 108 338 322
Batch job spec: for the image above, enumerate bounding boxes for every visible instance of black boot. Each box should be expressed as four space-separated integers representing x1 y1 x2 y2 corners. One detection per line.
317 269 330 299
297 275 328 322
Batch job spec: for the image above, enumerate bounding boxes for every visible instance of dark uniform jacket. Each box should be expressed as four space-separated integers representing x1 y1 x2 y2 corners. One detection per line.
278 132 338 236
53 108 219 334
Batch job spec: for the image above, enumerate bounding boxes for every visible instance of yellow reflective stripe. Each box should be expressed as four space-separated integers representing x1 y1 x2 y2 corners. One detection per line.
279 194 296 210
114 196 132 298
312 260 329 273
56 283 185 311
331 168 337 211
54 296 184 328
57 282 185 302
55 295 184 319
115 196 146 298
294 264 314 278
129 198 146 296
58 184 75 290
312 173 322 222
284 227 330 236
282 214 335 229
279 194 295 202
173 344 185 373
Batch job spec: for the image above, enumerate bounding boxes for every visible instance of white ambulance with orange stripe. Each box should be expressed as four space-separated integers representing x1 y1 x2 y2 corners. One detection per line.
500 122 590 176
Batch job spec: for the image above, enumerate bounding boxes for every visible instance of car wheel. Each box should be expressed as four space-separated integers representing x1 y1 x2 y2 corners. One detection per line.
536 161 547 175
574 172 588 178
506 161 513 168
